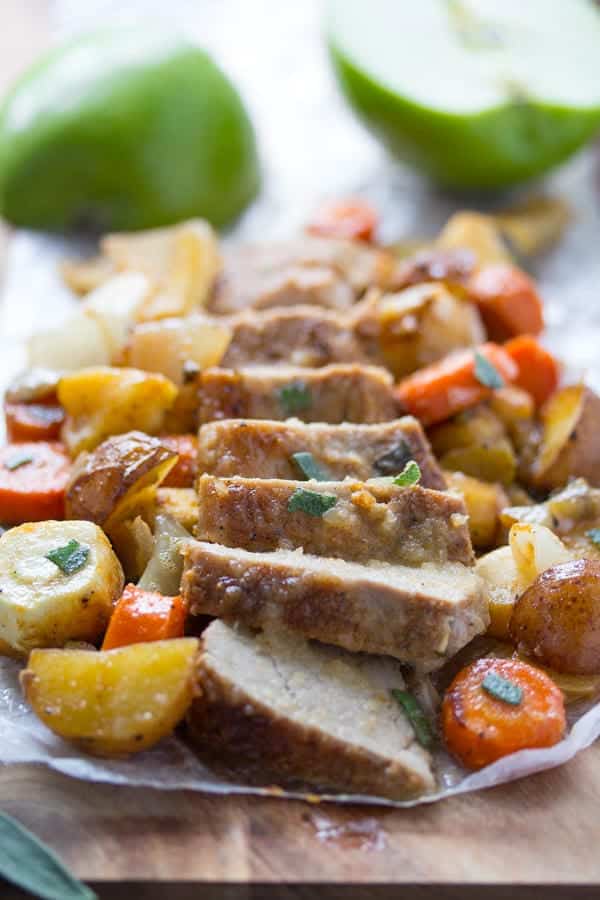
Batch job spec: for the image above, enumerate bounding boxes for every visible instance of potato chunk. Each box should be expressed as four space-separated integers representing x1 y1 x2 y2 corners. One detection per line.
510 559 600 675
21 638 199 755
0 521 123 656
65 432 177 526
531 385 600 490
58 366 177 455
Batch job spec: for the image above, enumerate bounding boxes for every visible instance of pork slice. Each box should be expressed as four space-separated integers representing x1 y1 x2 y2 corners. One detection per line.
196 363 398 425
182 542 489 671
197 417 446 490
187 619 435 799
221 304 371 369
196 475 473 566
208 236 396 315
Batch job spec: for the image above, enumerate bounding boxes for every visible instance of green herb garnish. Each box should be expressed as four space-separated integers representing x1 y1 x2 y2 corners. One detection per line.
287 488 337 517
482 672 523 706
4 453 34 471
46 540 90 576
393 460 421 487
474 351 505 390
291 452 330 482
0 811 97 900
373 439 413 476
390 689 433 749
278 381 311 416
587 528 600 546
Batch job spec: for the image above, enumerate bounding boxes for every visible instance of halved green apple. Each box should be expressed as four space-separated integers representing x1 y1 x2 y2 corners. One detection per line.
327 0 600 189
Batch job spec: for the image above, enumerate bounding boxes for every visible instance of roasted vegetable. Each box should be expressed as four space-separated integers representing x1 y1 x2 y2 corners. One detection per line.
65 432 177 527
102 585 186 650
504 337 561 409
29 274 150 370
159 435 199 488
510 558 600 675
103 219 221 320
396 344 517 427
21 638 199 755
376 283 484 378
436 212 513 266
307 197 378 242
155 488 199 533
138 514 192 595
444 470 507 549
529 384 600 490
475 546 518 639
122 315 231 385
0 442 71 524
442 658 565 770
466 264 544 342
430 405 517 486
58 366 177 455
0 520 123 657
475 523 573 639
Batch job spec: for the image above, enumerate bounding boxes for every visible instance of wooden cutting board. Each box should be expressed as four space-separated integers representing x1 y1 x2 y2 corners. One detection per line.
1 4 600 897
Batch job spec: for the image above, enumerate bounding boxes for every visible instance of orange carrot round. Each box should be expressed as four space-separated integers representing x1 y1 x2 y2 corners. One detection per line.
395 343 518 426
159 434 198 488
0 441 70 524
467 264 544 341
307 198 378 242
5 401 65 442
504 335 561 408
441 658 566 771
102 584 186 651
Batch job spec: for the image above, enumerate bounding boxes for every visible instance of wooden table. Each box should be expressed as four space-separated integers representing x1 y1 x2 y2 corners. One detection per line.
1 4 600 897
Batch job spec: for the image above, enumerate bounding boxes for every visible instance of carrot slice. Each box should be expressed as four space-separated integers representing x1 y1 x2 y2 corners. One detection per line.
307 198 378 242
5 401 65 442
504 335 561 408
467 264 544 341
102 584 186 651
0 442 70 524
158 434 198 488
395 343 518 426
441 657 566 771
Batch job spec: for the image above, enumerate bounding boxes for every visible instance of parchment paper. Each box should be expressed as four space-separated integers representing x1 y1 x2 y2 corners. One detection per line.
0 0 599 806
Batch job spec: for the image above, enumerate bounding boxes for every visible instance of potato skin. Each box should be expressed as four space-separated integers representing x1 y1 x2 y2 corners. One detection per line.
65 431 177 525
532 386 600 491
510 559 600 675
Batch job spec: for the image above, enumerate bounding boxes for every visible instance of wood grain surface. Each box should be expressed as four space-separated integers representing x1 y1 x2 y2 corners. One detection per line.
0 4 599 897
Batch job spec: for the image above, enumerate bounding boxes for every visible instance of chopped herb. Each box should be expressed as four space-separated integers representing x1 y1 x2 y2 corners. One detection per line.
482 672 523 706
393 460 421 487
390 689 433 749
46 540 90 576
587 528 600 546
287 488 337 517
474 351 505 390
278 381 311 416
373 439 412 476
4 452 34 471
291 452 330 482
0 811 97 900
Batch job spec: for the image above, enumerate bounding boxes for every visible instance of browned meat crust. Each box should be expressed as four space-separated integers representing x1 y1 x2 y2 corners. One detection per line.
182 543 488 670
196 364 399 425
197 417 446 489
196 475 473 566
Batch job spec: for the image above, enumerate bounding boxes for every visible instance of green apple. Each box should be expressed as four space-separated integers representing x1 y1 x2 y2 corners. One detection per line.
327 0 600 189
0 28 260 231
